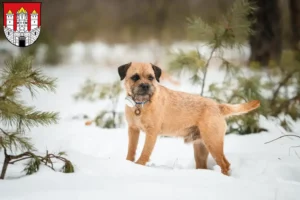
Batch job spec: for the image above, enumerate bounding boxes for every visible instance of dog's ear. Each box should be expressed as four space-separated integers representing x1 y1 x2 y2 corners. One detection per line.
151 63 162 82
118 62 131 81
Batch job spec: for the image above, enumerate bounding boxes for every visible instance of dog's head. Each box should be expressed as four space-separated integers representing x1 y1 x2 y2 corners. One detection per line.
118 62 161 102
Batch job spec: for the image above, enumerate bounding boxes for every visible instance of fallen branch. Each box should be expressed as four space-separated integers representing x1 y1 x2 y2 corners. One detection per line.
0 147 74 179
264 134 300 144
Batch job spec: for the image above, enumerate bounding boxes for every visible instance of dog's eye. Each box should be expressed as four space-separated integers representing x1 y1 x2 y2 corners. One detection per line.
131 74 140 81
148 76 154 81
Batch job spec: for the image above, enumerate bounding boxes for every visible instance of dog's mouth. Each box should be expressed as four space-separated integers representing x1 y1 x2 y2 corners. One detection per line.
133 94 151 102
131 85 154 103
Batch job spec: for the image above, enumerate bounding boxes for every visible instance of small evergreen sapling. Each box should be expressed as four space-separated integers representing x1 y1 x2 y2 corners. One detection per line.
168 0 300 134
0 55 74 179
74 79 124 128
169 0 256 95
168 0 261 134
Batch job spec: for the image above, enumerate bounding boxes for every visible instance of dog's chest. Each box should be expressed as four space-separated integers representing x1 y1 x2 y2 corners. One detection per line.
127 110 155 132
132 115 150 132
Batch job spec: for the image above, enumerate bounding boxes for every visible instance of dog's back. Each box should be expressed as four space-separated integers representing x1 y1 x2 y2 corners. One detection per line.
158 86 220 136
157 85 260 136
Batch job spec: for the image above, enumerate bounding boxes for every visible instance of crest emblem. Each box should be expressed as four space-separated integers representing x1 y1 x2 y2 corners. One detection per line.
3 2 41 47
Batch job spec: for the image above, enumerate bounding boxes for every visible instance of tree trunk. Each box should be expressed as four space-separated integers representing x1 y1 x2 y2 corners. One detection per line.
248 0 282 66
289 0 300 52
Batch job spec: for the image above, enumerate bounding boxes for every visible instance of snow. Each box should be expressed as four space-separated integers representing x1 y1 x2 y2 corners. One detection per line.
1 41 300 200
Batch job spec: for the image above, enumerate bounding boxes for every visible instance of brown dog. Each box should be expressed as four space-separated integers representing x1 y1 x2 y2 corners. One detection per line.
118 62 260 175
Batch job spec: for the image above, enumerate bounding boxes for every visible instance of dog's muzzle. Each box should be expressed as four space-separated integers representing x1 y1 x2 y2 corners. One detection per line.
138 83 150 95
132 83 153 102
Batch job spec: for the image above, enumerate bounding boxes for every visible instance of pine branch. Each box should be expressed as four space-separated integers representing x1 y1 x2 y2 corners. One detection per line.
0 102 59 130
0 55 57 100
2 132 34 152
270 69 298 105
187 0 256 47
168 50 206 74
0 99 27 127
272 93 300 116
23 110 59 128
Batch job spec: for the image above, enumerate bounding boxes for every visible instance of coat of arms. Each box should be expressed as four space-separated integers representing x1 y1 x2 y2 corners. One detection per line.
3 2 41 47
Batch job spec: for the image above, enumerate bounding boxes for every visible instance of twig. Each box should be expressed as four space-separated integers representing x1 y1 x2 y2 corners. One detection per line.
39 159 55 171
289 145 300 159
270 70 297 105
264 135 300 144
294 149 300 159
272 94 300 116
172 158 178 169
9 156 32 164
199 45 217 96
8 151 36 160
0 128 9 136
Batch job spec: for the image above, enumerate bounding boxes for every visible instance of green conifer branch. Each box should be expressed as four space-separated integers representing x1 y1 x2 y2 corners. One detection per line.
0 55 73 179
0 55 56 100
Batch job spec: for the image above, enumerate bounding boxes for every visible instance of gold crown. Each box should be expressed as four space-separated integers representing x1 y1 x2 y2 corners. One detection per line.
17 7 27 14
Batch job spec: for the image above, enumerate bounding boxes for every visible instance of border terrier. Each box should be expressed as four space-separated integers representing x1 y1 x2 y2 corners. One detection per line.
118 62 260 175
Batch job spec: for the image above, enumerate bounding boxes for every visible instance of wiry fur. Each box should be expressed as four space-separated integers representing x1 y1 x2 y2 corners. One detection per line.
118 62 260 176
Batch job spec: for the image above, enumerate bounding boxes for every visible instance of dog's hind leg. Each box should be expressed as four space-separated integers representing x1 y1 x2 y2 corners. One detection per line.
193 141 209 169
183 126 209 169
198 117 231 176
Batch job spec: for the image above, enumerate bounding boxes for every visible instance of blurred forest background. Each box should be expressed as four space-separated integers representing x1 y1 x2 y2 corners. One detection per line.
0 0 299 65
1 0 240 44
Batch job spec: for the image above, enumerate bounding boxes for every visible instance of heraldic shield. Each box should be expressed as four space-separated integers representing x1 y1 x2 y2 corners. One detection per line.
3 2 41 47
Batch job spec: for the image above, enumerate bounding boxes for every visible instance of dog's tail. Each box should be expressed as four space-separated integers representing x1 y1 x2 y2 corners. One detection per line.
218 100 260 117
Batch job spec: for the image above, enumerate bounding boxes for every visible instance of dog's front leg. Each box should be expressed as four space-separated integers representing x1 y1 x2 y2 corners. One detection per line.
126 126 140 162
135 132 158 165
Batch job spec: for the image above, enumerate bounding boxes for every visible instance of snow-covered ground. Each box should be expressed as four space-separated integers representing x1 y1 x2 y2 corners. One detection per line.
1 41 300 200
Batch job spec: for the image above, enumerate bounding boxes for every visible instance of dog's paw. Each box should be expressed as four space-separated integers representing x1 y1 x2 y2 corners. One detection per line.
135 159 147 166
126 156 135 162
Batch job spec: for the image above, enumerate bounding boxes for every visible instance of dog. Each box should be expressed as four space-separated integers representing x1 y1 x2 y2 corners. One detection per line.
118 62 260 175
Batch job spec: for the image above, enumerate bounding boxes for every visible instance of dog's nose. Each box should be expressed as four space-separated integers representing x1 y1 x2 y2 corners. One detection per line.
140 83 150 90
